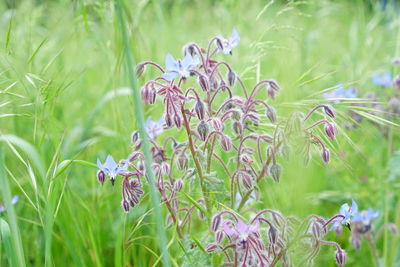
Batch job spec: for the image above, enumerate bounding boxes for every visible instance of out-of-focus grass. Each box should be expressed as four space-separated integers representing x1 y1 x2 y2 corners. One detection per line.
0 0 399 266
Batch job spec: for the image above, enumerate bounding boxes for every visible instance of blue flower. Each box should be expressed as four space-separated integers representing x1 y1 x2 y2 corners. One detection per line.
161 53 199 81
330 199 358 230
323 84 357 103
218 29 240 55
0 195 19 213
97 155 128 179
373 72 392 87
352 208 379 224
145 117 165 139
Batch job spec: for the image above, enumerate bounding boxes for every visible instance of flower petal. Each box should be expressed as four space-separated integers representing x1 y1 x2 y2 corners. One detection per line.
161 71 178 81
165 54 177 71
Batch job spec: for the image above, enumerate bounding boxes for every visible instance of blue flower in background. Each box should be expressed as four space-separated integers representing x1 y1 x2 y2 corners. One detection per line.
161 53 199 81
145 117 165 139
323 84 357 103
97 155 127 179
218 29 240 55
352 208 379 224
373 72 392 87
0 195 19 213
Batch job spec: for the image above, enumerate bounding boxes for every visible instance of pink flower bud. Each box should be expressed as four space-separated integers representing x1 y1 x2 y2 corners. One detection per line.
268 226 278 244
97 170 106 185
267 86 276 99
321 148 330 163
215 231 224 243
232 121 242 135
221 134 232 152
324 105 336 118
122 199 130 212
240 171 253 190
227 70 236 87
174 179 183 192
325 122 336 140
174 114 182 128
211 214 222 232
149 87 156 104
195 100 206 120
161 162 170 175
128 152 140 162
177 154 188 171
211 117 224 131
141 86 151 104
240 154 252 165
131 131 139 143
206 243 218 253
165 113 173 127
335 248 346 267
198 75 209 92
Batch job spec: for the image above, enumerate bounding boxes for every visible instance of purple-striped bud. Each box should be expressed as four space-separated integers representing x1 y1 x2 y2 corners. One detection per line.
137 160 145 172
122 199 130 213
215 230 224 243
216 38 224 51
211 214 222 232
165 113 173 127
149 87 156 104
211 77 219 91
197 209 205 220
135 63 145 77
131 131 139 143
197 121 209 141
174 179 183 192
221 134 232 152
324 105 336 118
335 248 346 267
128 152 141 162
270 164 281 183
211 117 224 131
174 114 182 128
195 99 206 120
97 170 106 185
241 171 253 190
266 106 277 123
198 75 209 92
233 121 242 135
267 86 276 99
141 86 152 105
321 148 330 163
177 154 188 171
161 162 170 175
240 154 252 165
268 226 278 244
206 243 218 253
227 70 236 87
325 122 336 140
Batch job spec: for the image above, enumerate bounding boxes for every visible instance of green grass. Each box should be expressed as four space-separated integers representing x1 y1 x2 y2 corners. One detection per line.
0 0 399 266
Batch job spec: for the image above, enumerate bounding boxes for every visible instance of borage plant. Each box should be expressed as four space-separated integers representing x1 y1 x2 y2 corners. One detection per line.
96 29 361 266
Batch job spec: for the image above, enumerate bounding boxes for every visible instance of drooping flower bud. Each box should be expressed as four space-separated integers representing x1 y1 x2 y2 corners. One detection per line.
321 148 330 163
122 199 130 213
197 121 209 141
324 105 336 118
211 214 222 232
325 122 336 140
210 77 219 91
165 113 173 127
149 86 156 104
173 114 182 128
97 170 106 185
220 134 232 151
240 171 253 190
394 75 400 89
216 38 224 51
232 121 242 135
206 243 218 253
267 86 276 99
240 153 252 165
227 70 236 87
268 226 278 244
266 106 277 123
131 131 139 143
141 86 152 105
335 248 346 267
173 179 183 192
177 154 188 171
215 230 224 243
198 75 209 92
211 117 224 132
195 99 206 120
135 63 145 77
270 164 281 183
161 162 170 175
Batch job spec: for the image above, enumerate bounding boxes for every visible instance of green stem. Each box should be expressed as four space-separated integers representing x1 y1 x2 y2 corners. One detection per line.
114 1 171 266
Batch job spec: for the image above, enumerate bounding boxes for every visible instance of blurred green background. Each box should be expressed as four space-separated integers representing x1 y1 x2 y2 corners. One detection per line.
0 0 399 266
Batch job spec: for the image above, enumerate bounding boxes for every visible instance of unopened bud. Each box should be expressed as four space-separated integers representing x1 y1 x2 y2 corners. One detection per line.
221 134 232 151
165 113 173 127
149 87 156 104
270 164 281 183
198 75 209 92
97 170 106 185
135 63 145 77
215 231 224 243
128 152 140 162
233 121 242 135
240 154 252 165
241 171 253 190
216 38 224 51
335 248 346 267
268 226 278 244
195 99 206 120
174 179 183 192
211 117 224 131
197 121 209 141
141 86 152 105
122 199 130 212
206 243 218 253
266 106 277 123
161 162 170 175
227 70 236 87
211 214 222 232
324 105 336 118
321 148 330 163
177 154 188 171
131 131 139 143
174 114 182 128
325 122 336 140
267 86 276 99
394 75 400 89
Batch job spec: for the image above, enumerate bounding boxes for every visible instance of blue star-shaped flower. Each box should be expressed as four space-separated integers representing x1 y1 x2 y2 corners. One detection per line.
352 208 379 224
330 199 358 230
218 29 240 55
161 53 199 81
323 84 357 103
97 155 127 180
373 72 392 87
145 117 164 139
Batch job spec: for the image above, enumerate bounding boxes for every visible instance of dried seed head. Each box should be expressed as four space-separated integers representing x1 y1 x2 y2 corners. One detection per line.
197 121 209 141
97 170 106 185
211 214 222 232
206 243 218 253
321 148 330 163
195 99 206 120
335 248 346 267
227 70 236 87
270 164 281 183
266 106 277 123
122 199 130 213
198 75 209 92
324 105 336 118
221 134 232 151
135 63 145 77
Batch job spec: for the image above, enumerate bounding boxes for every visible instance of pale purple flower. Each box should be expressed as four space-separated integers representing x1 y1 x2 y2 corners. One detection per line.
161 53 199 81
323 84 357 103
145 117 165 139
0 195 19 213
223 219 260 241
352 208 379 224
97 155 128 179
373 72 392 87
217 29 240 55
